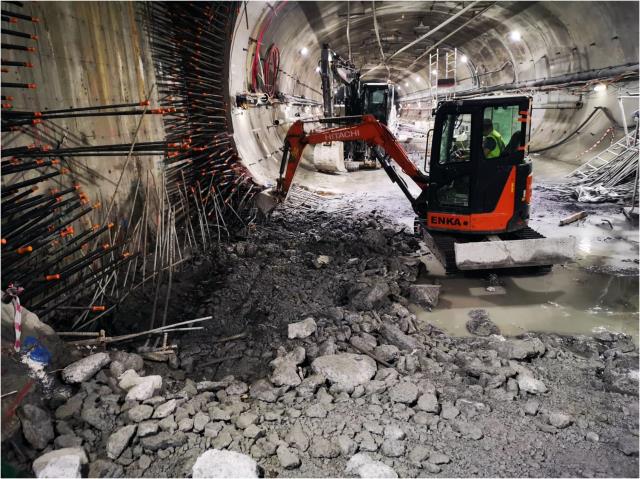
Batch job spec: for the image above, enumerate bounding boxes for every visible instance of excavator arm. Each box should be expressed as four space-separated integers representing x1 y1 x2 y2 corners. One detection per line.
274 114 429 211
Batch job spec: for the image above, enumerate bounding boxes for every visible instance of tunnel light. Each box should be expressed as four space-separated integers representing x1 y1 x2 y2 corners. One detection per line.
405 82 409 87
509 30 521 41
414 76 421 82
300 47 309 56
460 55 468 63
593 83 606 92
315 66 321 73
431 69 438 75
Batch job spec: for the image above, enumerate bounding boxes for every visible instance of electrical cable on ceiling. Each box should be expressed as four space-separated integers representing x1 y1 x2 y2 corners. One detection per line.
529 106 606 153
371 1 390 81
346 1 352 61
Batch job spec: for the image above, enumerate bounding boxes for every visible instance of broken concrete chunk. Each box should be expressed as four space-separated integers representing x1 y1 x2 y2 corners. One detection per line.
19 404 54 450
309 437 340 458
549 412 573 429
345 453 398 478
192 449 259 478
277 446 301 469
125 375 162 401
288 317 317 339
466 309 500 336
118 369 142 390
32 448 87 479
617 435 639 456
153 399 177 419
311 353 377 391
408 284 441 310
388 381 419 404
61 353 110 384
517 375 547 394
493 338 546 360
106 425 136 459
249 379 283 402
312 255 331 269
350 281 390 310
87 459 123 478
127 404 153 423
137 421 158 437
417 392 440 413
270 360 302 387
140 431 186 451
380 323 420 351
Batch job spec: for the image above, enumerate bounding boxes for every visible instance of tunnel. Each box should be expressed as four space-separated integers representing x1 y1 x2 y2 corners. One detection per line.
1 1 639 477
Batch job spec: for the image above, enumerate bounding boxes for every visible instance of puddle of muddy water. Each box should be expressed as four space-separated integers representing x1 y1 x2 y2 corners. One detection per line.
411 262 639 344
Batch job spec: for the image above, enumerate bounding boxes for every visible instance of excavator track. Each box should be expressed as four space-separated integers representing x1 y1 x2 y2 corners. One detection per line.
420 226 553 275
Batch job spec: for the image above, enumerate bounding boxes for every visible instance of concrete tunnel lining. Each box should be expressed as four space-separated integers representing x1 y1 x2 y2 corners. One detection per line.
230 1 639 190
1 2 639 477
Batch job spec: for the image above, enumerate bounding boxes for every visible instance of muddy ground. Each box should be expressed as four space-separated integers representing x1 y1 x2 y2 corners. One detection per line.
3 186 639 478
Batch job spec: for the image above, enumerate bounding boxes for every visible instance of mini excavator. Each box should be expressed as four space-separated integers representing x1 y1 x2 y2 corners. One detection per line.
258 95 575 272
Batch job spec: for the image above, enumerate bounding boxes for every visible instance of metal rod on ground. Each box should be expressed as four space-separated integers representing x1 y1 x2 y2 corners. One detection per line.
68 315 214 346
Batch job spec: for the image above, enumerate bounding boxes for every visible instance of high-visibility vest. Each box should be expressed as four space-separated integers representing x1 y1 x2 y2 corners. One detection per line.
485 129 506 158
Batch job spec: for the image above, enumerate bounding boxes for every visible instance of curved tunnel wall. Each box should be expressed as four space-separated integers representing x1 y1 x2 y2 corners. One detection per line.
230 0 639 188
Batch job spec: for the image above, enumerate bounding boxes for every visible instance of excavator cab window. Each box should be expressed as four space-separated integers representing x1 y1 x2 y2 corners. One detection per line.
439 113 472 164
482 105 525 160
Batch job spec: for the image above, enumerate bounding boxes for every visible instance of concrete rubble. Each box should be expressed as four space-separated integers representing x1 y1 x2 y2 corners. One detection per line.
3 207 638 478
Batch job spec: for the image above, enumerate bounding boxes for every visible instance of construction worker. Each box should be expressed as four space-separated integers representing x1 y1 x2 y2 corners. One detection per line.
482 118 506 159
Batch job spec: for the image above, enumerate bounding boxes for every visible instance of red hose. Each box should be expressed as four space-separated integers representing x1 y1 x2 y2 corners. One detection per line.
262 45 280 97
251 1 287 93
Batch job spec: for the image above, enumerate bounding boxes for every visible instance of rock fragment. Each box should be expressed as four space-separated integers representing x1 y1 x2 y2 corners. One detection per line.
311 354 377 391
61 353 110 384
417 392 440 413
106 425 136 459
309 437 340 458
19 404 54 450
466 309 500 336
493 338 546 360
288 317 317 339
32 448 87 479
345 453 398 478
548 412 573 429
388 382 418 404
277 446 301 469
380 323 419 351
128 404 153 423
153 399 177 419
408 284 441 310
517 375 547 394
192 449 259 478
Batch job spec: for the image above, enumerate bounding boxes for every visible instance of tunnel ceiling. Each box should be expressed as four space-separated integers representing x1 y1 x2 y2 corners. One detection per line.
260 1 638 94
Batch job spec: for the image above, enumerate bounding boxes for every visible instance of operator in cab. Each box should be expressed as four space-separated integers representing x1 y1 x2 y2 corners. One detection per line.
482 118 506 159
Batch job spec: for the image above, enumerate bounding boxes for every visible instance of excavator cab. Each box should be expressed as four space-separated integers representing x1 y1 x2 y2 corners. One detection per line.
425 96 532 234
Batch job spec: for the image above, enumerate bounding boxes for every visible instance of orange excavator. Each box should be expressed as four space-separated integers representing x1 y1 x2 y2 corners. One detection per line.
259 95 575 272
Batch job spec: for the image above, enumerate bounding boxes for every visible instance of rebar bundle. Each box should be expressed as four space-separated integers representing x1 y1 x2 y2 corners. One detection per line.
143 1 258 247
1 2 257 333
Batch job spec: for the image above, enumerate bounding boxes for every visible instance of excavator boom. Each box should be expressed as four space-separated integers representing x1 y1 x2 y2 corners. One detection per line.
275 114 428 205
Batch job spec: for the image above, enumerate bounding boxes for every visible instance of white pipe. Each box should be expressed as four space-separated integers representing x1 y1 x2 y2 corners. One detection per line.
361 1 480 78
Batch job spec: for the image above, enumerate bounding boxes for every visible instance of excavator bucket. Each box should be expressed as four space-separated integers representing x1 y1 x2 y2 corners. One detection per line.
255 188 280 216
453 236 576 270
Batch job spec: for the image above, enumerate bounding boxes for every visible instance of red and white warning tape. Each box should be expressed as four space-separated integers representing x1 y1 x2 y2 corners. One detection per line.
4 284 24 352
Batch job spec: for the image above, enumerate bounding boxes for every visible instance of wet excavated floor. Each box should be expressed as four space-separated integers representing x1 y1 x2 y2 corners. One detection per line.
296 159 639 346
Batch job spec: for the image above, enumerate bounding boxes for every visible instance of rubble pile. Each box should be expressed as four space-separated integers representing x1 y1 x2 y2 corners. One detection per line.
4 208 639 478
